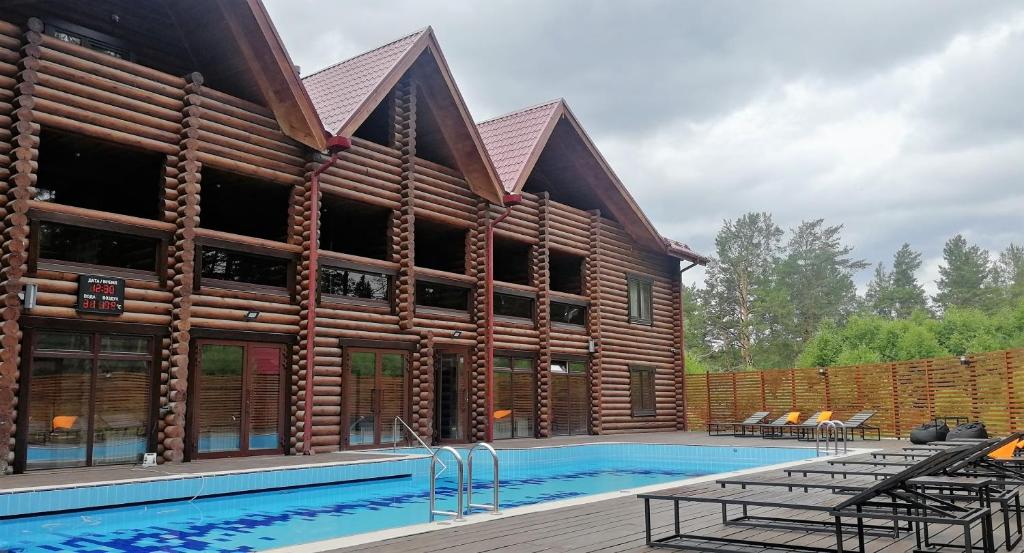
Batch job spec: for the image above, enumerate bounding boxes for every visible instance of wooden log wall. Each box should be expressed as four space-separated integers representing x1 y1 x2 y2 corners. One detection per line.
684 349 1024 438
587 210 604 434
0 18 29 474
595 219 682 433
533 194 552 437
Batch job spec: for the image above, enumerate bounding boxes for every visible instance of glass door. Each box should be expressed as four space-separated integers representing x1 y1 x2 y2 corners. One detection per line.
195 341 284 457
24 331 152 470
344 349 408 447
550 359 590 436
434 351 466 443
493 356 535 439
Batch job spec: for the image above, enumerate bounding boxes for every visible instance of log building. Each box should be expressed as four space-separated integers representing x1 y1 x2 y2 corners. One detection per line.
0 1 704 474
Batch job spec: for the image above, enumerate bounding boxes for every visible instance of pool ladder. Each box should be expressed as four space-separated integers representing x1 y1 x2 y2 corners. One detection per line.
815 420 848 455
428 443 501 522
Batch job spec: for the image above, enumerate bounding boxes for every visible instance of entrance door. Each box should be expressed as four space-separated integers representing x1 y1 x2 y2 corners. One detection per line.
434 351 467 443
551 359 590 436
193 341 285 457
23 331 153 470
344 350 408 447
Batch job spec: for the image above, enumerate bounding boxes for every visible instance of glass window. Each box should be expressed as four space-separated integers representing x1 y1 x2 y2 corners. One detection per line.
100 335 151 354
200 247 290 288
38 222 159 272
494 293 534 319
550 301 586 326
628 275 654 325
26 332 152 470
630 367 656 416
416 280 469 311
36 331 92 352
321 266 390 301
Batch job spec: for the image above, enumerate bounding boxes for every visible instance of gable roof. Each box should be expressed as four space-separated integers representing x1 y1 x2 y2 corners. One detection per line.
221 0 327 151
478 99 705 264
302 27 505 204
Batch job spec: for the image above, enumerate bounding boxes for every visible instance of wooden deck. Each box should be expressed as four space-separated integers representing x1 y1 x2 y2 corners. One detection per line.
327 435 1004 553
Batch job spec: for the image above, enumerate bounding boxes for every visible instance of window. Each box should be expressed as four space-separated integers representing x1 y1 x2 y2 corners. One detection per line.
37 221 160 272
25 331 152 470
200 247 290 288
201 169 289 241
493 356 535 440
321 199 390 260
493 238 530 285
321 266 390 302
45 21 130 59
36 130 164 219
628 275 654 325
550 301 586 326
416 280 469 311
630 367 656 416
494 293 534 320
415 220 466 273
549 251 584 294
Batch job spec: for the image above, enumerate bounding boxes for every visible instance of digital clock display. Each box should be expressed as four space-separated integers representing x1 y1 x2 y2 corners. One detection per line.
77 275 125 315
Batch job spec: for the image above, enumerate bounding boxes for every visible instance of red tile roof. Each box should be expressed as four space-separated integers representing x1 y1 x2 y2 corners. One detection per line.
477 100 562 193
302 29 427 135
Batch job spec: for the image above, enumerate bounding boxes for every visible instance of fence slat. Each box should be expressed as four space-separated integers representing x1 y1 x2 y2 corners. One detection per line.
689 348 1024 437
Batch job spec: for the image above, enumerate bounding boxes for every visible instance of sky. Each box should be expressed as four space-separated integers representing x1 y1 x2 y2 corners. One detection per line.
266 1 1024 294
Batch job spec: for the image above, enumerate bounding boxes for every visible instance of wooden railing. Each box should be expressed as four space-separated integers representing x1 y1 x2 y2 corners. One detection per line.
685 349 1024 437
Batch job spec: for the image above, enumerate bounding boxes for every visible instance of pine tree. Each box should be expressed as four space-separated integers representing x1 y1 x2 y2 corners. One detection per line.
888 243 929 318
994 243 1024 304
933 234 995 311
778 219 868 343
703 212 783 369
865 262 894 317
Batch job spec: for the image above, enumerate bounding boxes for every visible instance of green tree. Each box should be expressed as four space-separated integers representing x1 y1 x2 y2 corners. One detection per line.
889 243 929 318
778 219 868 343
933 234 995 311
994 243 1024 304
865 262 894 317
703 212 783 369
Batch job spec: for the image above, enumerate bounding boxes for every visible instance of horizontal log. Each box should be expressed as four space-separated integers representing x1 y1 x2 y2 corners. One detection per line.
202 86 275 120
192 294 300 315
25 305 169 324
34 85 180 135
320 182 399 210
37 59 183 112
33 111 178 154
35 291 170 315
190 306 299 325
39 46 182 99
24 276 172 301
194 227 303 254
190 317 297 334
39 35 184 89
36 73 181 123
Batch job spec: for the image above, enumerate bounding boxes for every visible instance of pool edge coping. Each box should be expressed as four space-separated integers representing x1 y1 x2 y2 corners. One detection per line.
262 445 877 553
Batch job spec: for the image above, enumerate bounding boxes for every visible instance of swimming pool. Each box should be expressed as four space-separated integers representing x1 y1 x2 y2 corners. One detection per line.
0 443 816 553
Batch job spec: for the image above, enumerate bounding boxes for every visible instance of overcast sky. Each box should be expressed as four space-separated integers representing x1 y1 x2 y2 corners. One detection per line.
266 1 1024 293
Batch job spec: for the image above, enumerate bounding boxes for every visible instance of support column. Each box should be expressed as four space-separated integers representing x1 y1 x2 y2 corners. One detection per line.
394 79 416 332
671 261 686 430
163 72 203 463
586 210 603 434
534 193 552 437
0 19 39 474
470 200 489 441
156 151 180 459
291 156 315 454
412 330 434 440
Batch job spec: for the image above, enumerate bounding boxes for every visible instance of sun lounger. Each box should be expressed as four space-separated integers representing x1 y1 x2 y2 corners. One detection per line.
707 411 770 437
640 444 994 553
755 412 800 438
840 411 880 441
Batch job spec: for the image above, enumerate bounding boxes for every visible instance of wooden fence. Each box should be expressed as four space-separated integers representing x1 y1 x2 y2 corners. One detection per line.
684 349 1024 438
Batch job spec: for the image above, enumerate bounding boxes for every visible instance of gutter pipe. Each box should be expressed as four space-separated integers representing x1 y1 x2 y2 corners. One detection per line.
485 193 523 442
303 134 352 455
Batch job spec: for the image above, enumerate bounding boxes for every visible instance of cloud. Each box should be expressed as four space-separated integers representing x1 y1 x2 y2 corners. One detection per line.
266 1 1024 291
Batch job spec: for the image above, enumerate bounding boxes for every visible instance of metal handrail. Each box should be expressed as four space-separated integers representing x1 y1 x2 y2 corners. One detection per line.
815 420 849 455
392 416 446 473
429 446 464 522
466 442 501 514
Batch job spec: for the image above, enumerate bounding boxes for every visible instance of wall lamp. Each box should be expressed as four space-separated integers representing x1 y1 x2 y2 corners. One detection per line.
959 355 972 367
244 310 260 321
818 367 827 377
19 282 37 310
452 330 462 338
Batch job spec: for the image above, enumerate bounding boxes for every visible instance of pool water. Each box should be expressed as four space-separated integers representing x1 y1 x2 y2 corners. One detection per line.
0 443 815 553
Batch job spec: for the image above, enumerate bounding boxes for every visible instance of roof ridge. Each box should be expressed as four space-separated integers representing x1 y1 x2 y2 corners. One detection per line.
301 27 430 81
477 98 563 126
